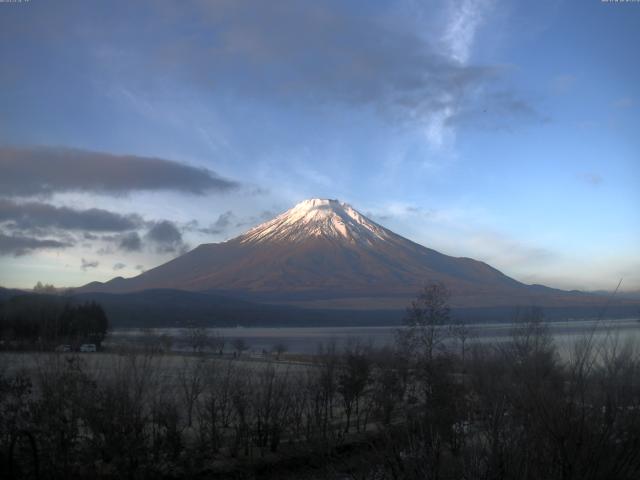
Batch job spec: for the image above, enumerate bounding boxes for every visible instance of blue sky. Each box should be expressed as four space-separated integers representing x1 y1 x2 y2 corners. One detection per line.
0 0 638 291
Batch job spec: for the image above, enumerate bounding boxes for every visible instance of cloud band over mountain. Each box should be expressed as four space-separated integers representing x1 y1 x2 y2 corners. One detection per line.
0 146 238 197
0 233 71 257
0 199 143 232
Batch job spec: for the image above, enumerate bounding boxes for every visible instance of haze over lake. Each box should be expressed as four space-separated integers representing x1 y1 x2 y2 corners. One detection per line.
108 318 640 355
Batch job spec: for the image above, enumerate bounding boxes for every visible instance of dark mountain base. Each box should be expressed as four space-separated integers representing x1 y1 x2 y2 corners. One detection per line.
75 290 640 328
3 289 637 329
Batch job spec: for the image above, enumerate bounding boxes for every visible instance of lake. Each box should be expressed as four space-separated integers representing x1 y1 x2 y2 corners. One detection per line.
107 318 640 356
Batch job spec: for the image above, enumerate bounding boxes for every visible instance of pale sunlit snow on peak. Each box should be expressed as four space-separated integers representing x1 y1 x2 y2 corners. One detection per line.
239 198 392 245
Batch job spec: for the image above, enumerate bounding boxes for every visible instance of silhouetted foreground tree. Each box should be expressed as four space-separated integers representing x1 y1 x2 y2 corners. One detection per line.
398 281 452 362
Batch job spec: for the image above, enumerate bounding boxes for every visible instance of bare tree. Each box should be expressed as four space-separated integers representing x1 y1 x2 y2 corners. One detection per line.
178 357 206 427
251 364 292 454
197 360 237 453
185 325 211 354
450 318 476 370
398 282 452 362
230 372 252 457
371 347 408 425
272 342 288 360
159 333 173 353
315 341 340 441
211 330 226 355
338 343 372 432
142 329 173 354
232 337 248 357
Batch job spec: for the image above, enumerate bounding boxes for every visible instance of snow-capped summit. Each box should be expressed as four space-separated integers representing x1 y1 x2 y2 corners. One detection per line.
239 198 390 245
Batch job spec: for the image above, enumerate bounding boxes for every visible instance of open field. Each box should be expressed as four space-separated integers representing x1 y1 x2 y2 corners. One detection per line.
0 351 312 379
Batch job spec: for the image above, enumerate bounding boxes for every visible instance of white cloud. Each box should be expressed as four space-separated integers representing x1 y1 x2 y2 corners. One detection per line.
424 104 457 150
443 0 493 64
423 0 495 150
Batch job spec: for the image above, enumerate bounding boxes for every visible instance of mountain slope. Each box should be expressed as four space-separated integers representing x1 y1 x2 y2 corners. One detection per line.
77 199 620 309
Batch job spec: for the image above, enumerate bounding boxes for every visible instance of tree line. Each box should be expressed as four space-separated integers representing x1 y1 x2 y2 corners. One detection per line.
0 295 109 348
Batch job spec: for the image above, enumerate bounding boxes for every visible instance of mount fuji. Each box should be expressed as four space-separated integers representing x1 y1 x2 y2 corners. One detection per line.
78 198 611 311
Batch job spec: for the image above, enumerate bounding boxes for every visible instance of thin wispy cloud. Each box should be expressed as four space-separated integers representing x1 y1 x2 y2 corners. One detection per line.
443 0 493 64
465 231 557 269
419 0 494 149
368 201 557 275
613 97 634 109
551 74 576 94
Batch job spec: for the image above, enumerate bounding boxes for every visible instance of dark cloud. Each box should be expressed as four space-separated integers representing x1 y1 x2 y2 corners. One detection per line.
0 146 239 197
134 264 145 272
81 258 99 271
186 210 276 237
146 220 187 253
196 210 235 235
1 2 538 134
445 90 549 130
164 2 540 131
155 1 506 125
0 233 71 256
118 232 142 252
213 211 234 230
0 199 142 232
113 262 126 271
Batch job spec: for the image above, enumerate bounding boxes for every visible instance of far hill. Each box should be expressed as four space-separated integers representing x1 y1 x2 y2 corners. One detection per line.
0 286 26 301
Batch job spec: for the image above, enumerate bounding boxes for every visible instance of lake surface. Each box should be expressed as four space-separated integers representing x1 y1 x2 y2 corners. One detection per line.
108 318 640 356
